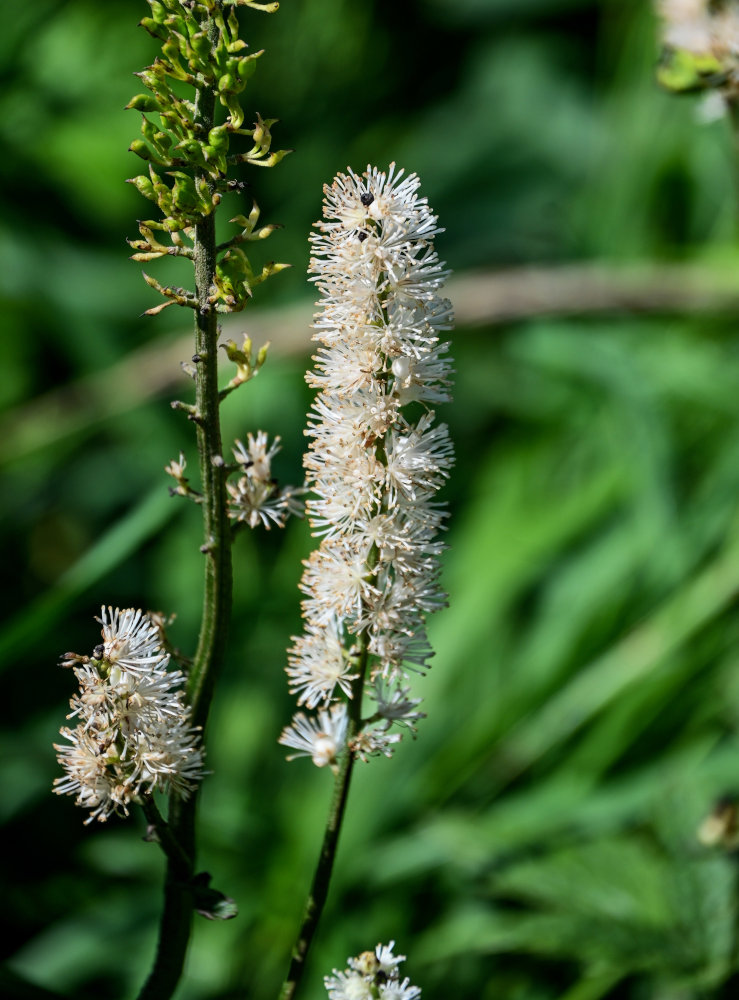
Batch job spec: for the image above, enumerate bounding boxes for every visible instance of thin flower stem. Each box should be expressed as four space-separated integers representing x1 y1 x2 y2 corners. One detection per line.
278 638 370 1000
141 795 193 875
278 742 356 1000
137 11 233 1000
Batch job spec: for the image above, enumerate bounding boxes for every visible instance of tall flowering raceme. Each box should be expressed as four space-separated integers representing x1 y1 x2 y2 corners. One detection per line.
280 164 454 769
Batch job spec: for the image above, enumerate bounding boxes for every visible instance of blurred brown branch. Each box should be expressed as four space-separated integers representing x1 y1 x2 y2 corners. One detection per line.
4 262 739 466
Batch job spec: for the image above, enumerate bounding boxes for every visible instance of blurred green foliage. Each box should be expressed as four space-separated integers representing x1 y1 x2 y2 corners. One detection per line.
5 0 739 998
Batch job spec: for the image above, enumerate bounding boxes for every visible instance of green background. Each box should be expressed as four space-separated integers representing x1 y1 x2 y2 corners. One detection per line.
4 1 739 998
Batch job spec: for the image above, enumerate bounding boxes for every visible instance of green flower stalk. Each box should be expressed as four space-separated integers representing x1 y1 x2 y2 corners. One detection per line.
51 1 289 997
126 2 289 996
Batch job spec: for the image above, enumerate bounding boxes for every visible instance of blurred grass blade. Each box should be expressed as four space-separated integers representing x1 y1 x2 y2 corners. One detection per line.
501 516 739 780
0 487 176 668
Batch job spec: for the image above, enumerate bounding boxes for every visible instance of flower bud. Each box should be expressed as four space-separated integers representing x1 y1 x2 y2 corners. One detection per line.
126 93 161 113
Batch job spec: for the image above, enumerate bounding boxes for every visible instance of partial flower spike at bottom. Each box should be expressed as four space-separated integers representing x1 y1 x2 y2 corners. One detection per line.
280 164 454 766
324 941 421 1000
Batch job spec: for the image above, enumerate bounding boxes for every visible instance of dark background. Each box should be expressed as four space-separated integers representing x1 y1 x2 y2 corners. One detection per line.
4 1 739 998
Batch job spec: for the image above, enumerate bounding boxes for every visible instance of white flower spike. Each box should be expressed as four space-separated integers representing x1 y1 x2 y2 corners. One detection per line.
280 164 453 766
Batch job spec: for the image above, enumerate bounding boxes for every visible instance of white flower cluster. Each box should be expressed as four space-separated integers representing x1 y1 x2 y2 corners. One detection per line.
53 607 205 824
325 941 421 1000
280 164 453 769
657 0 739 113
227 431 303 530
658 0 739 52
165 433 302 529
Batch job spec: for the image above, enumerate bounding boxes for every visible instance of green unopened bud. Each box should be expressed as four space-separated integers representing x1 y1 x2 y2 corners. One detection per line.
226 7 240 39
162 39 189 79
657 48 726 94
254 223 280 239
256 342 269 367
256 261 289 282
147 0 168 22
191 31 213 63
221 92 244 129
208 124 230 153
195 175 211 200
139 16 168 40
223 339 247 364
153 131 174 156
239 1 279 11
227 39 248 56
237 51 262 83
169 172 199 212
127 174 157 201
141 117 159 142
135 67 166 90
141 119 174 159
229 213 253 230
130 140 156 162
126 93 161 113
131 250 169 262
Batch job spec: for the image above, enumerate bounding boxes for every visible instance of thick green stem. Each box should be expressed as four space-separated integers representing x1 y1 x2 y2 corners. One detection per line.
141 795 193 874
137 14 232 1000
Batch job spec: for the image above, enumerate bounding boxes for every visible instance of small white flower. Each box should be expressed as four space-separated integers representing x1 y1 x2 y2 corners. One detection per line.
324 970 373 1000
227 431 304 529
350 728 402 762
379 978 422 1000
99 606 166 674
233 431 281 480
373 941 406 975
278 703 348 770
368 681 425 731
286 619 358 708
